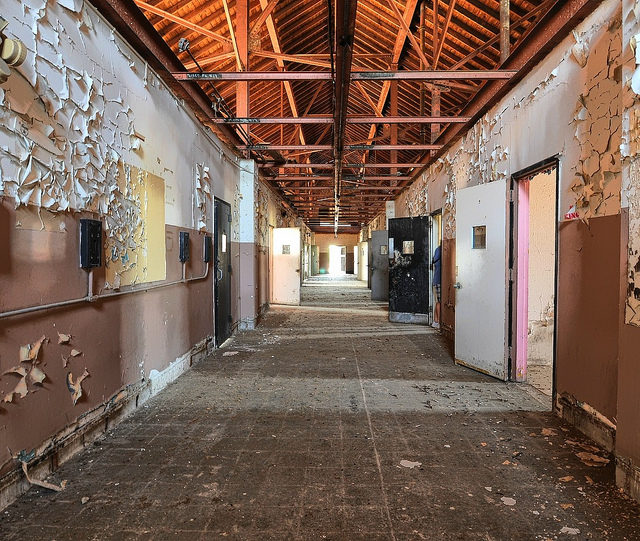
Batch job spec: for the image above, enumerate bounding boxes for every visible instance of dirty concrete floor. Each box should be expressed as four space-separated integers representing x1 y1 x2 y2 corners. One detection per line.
1 276 639 540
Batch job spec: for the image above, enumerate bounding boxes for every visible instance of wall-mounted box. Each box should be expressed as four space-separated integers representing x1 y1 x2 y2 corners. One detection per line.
179 231 190 262
79 219 102 268
203 235 212 263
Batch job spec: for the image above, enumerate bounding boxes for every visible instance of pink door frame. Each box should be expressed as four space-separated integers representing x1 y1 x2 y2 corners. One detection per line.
511 159 559 385
514 179 530 382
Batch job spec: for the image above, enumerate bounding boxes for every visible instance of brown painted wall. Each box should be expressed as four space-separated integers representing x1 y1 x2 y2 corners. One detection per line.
617 209 640 463
239 242 259 326
319 253 329 274
0 202 214 476
257 245 270 313
346 253 354 274
230 241 240 329
556 215 620 422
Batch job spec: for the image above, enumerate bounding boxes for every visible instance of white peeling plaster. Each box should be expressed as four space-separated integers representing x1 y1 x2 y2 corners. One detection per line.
0 0 245 256
390 0 622 241
254 179 299 248
622 0 640 325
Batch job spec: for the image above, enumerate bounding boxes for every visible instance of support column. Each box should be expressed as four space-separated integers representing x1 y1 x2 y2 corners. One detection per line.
385 200 395 229
500 0 510 63
238 159 258 330
431 87 441 154
390 73 398 181
237 0 250 144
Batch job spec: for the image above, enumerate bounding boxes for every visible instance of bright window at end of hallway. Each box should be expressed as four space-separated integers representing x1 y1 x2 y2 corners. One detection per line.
472 225 487 249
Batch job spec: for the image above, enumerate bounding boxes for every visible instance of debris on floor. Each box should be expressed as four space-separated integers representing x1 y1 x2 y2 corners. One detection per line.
0 279 638 539
576 451 610 467
20 461 67 492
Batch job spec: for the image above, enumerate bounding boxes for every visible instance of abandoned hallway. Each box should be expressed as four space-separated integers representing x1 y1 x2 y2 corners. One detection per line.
1 277 638 540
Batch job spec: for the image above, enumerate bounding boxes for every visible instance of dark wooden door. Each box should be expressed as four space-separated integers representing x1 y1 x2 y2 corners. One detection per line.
214 198 232 346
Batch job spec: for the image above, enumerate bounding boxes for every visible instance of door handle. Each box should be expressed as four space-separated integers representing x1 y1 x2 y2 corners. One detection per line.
453 282 461 289
217 268 223 281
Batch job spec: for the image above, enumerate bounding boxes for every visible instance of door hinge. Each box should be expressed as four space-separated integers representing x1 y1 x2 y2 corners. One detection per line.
227 213 232 223
228 264 233 273
508 268 515 281
508 188 515 202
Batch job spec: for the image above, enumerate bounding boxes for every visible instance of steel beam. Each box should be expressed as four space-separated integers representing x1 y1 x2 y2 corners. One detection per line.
333 0 359 232
280 186 403 190
210 116 470 124
259 162 425 168
92 0 242 147
409 0 601 186
271 176 411 181
171 70 517 81
242 144 440 151
346 144 441 150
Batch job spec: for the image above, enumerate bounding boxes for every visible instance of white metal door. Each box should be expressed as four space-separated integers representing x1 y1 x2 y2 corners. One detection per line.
272 227 301 305
455 179 508 380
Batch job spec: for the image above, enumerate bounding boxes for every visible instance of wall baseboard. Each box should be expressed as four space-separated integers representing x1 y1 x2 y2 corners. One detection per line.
556 393 616 452
0 336 214 512
616 456 640 505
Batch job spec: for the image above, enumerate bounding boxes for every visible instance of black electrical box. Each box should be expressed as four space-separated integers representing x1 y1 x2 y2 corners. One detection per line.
179 231 190 262
203 235 212 263
79 219 102 269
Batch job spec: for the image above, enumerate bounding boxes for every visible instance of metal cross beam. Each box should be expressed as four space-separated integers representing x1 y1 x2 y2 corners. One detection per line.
259 163 425 169
210 116 470 124
171 70 517 81
239 144 442 151
271 176 411 181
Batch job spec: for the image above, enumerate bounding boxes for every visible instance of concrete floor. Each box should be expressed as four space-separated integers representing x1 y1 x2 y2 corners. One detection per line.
1 276 639 540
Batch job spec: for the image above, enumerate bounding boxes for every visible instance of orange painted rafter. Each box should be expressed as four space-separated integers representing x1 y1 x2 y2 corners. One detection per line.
433 0 457 69
184 52 235 70
133 0 231 44
286 83 324 145
362 0 419 163
450 0 556 69
355 81 382 117
249 0 279 36
253 51 331 69
259 0 306 146
221 0 243 71
385 0 430 69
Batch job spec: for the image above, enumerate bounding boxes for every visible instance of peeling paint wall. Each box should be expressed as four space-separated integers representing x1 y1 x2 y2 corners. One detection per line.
254 179 301 315
395 0 622 230
622 0 640 325
390 0 631 485
0 0 260 492
616 0 640 501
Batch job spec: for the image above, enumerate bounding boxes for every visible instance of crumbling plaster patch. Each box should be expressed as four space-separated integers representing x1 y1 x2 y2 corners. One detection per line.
390 0 622 242
0 0 243 259
622 0 640 325
254 179 300 249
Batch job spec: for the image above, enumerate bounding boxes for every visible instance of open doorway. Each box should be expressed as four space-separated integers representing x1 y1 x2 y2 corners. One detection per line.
510 159 559 399
329 245 346 274
429 211 443 327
